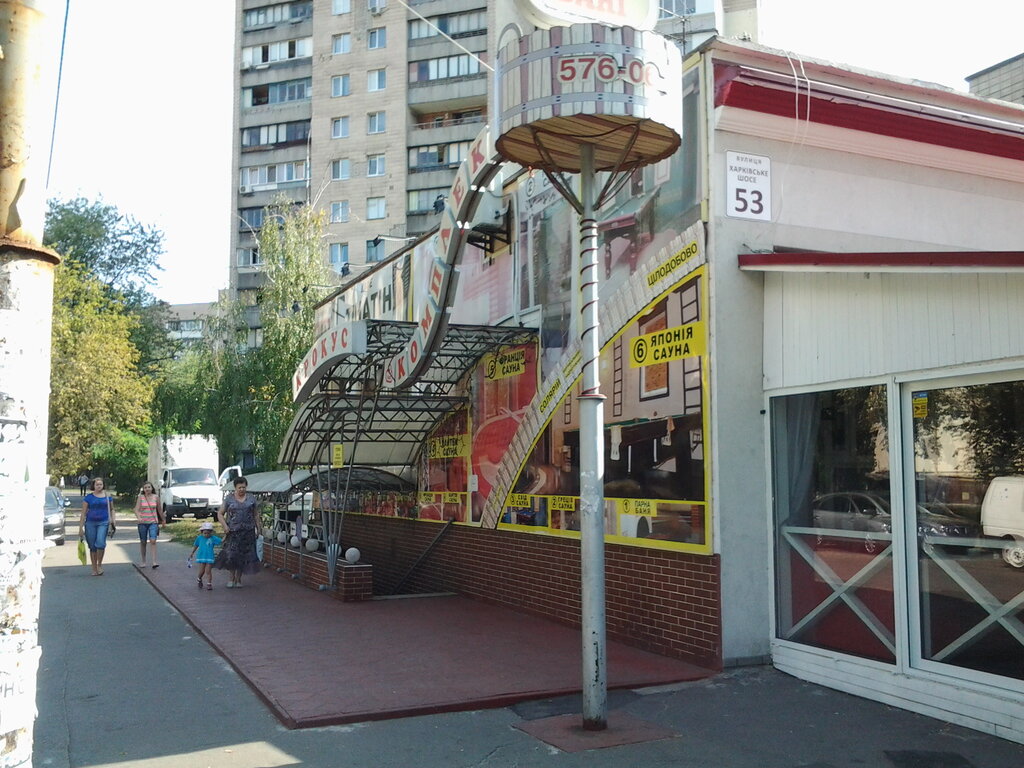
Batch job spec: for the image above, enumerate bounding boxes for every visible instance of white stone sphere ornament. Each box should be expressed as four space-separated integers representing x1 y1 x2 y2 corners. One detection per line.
276 531 288 543
305 538 320 552
344 547 360 564
290 535 301 548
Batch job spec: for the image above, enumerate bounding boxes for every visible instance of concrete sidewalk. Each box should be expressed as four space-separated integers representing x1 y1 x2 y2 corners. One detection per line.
35 532 1024 768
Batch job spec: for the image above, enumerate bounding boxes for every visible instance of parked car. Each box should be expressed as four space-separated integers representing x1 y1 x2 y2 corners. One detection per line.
43 486 70 546
811 491 979 554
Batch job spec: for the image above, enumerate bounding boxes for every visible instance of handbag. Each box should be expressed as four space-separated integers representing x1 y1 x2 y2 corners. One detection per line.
255 536 264 561
77 538 87 565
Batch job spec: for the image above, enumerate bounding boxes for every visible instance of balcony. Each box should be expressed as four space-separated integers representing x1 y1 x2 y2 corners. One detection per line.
408 114 486 145
407 73 487 112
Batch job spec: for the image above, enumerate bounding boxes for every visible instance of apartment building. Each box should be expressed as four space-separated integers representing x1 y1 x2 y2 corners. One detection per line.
967 52 1024 105
230 0 491 328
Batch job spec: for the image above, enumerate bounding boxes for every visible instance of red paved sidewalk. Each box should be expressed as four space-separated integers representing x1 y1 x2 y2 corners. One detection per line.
137 549 712 729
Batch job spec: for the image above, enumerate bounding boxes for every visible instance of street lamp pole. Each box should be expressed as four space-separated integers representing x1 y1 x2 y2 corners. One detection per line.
0 2 64 764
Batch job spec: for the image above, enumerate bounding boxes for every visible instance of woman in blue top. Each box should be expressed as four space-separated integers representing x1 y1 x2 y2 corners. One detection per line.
78 477 115 576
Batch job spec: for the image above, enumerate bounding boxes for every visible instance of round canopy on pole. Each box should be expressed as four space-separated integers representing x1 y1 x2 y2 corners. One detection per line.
495 24 683 175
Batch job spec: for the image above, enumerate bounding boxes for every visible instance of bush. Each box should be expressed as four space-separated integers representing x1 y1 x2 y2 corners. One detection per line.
90 429 149 495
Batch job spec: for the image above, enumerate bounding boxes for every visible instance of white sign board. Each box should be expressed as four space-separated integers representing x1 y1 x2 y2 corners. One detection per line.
725 151 771 221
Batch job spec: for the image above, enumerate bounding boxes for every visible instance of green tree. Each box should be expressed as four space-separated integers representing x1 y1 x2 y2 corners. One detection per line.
155 199 334 470
44 197 176 376
48 261 154 480
44 196 164 293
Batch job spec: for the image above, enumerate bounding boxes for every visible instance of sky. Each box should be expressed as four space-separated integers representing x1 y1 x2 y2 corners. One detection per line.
44 0 1023 306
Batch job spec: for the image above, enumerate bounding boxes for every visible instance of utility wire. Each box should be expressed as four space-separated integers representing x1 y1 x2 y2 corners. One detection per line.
46 0 72 189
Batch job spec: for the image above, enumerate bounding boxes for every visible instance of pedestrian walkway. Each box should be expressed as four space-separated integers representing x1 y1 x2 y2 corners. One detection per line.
136 539 711 729
37 534 1024 768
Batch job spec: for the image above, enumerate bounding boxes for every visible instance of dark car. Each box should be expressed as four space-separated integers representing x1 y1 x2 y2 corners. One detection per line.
44 486 70 546
811 491 980 553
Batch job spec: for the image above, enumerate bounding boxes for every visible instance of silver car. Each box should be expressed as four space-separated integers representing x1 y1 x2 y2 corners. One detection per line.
811 491 979 554
44 486 70 546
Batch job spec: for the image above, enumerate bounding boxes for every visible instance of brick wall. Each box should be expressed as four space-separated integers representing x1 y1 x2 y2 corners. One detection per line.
343 516 722 669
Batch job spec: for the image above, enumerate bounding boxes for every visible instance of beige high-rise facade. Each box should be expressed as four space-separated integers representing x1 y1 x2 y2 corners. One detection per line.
230 0 491 321
228 0 735 330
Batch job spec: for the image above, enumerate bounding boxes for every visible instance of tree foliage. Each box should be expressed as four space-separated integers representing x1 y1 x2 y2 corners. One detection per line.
44 196 164 293
48 261 154 479
154 199 334 470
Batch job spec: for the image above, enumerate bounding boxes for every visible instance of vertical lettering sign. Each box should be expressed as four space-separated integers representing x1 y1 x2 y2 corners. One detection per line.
725 151 772 222
385 128 503 388
292 321 368 402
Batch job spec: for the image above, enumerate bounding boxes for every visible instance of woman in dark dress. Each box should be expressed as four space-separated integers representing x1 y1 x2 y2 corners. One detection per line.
214 476 261 588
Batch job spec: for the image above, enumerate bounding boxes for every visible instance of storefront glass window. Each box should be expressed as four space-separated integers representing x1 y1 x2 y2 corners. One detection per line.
911 378 1024 682
772 386 895 663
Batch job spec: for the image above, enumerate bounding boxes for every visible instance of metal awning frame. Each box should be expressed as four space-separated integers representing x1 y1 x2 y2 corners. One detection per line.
279 320 537 470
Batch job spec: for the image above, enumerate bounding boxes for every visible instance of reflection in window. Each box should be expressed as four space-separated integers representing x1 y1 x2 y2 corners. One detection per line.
772 386 895 663
912 378 1024 681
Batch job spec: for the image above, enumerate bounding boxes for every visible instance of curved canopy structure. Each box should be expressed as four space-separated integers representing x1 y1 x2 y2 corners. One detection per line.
279 320 536 470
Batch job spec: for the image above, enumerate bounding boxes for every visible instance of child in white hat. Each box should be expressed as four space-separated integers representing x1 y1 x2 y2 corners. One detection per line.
189 522 222 590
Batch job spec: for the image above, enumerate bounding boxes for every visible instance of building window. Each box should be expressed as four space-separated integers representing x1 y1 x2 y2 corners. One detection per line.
244 2 312 28
329 242 349 266
409 54 482 83
332 0 351 13
330 201 350 223
367 154 385 177
332 33 351 54
240 208 265 231
367 69 386 91
367 27 387 49
367 111 386 134
241 120 310 149
368 0 386 11
366 197 386 220
331 159 351 180
409 9 486 40
244 78 311 107
331 116 350 139
332 74 351 97
407 188 448 213
771 386 895 664
236 247 261 267
240 160 308 188
408 141 470 170
366 239 384 262
242 37 312 66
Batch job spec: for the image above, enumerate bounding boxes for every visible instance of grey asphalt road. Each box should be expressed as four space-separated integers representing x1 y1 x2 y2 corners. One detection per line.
34 528 1024 768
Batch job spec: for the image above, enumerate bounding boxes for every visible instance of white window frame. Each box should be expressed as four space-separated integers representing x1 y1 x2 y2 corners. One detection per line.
367 68 386 92
367 154 386 177
332 74 351 97
332 116 350 139
366 196 386 220
332 33 351 54
329 242 350 266
333 0 351 13
368 27 387 49
330 201 350 223
367 111 386 134
331 158 351 180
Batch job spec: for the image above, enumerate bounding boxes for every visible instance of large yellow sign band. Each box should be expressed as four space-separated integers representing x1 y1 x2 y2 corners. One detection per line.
629 320 705 367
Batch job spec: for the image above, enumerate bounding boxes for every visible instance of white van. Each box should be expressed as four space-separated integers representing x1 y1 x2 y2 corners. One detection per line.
980 476 1024 568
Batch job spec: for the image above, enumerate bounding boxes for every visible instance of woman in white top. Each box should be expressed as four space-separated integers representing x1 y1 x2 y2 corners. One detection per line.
134 481 165 568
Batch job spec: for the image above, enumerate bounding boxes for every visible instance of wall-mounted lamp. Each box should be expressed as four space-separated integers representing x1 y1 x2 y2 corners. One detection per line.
372 235 416 247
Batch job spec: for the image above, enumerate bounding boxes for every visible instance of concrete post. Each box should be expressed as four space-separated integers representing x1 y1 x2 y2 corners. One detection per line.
577 143 607 730
0 1 63 763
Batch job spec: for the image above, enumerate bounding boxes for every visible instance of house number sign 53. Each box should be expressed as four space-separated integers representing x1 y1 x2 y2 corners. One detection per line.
725 151 772 222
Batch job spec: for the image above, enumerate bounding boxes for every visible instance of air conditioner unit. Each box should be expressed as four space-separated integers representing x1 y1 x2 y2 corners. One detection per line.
368 3 384 14
239 185 253 195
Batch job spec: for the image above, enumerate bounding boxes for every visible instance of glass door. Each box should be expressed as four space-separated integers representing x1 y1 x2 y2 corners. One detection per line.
906 376 1024 685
